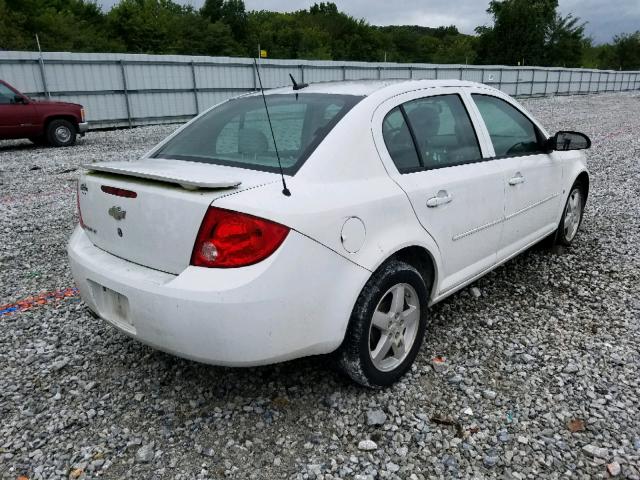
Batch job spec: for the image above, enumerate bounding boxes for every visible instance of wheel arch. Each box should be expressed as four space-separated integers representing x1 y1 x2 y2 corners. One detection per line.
379 245 439 304
44 114 80 131
575 170 589 202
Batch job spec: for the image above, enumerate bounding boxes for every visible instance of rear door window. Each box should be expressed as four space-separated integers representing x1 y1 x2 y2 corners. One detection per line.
472 94 544 157
403 94 482 170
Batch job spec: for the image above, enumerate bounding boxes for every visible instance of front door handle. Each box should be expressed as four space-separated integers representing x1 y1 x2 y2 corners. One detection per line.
426 190 453 208
508 173 525 185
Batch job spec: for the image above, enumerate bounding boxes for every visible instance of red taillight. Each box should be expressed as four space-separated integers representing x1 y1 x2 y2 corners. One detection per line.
101 185 137 198
191 207 289 268
76 182 85 229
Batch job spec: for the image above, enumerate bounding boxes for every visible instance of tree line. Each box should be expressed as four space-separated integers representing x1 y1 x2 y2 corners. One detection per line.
1 0 639 70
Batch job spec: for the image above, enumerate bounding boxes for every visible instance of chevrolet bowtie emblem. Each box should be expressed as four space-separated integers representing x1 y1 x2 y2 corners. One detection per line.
108 206 126 221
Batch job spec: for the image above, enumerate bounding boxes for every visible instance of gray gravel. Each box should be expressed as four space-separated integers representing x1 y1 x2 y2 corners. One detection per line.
1 92 639 479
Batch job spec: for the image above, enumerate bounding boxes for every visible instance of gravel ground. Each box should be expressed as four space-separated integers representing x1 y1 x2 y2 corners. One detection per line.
1 92 639 480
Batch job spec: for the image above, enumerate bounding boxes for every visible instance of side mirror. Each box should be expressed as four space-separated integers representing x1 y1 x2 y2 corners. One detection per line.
12 95 27 104
547 131 591 151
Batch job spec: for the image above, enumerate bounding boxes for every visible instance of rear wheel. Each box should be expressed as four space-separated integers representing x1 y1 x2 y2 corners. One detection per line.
336 259 429 388
46 119 76 147
555 182 585 246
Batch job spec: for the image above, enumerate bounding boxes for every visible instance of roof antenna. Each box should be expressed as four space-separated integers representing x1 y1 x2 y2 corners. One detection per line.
253 58 291 197
288 73 308 91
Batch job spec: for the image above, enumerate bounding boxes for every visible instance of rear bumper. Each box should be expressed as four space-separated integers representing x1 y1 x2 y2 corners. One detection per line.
67 226 369 366
77 122 89 134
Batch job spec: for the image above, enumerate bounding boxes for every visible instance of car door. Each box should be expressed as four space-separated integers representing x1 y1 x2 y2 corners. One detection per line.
470 93 563 261
0 82 39 139
373 87 504 295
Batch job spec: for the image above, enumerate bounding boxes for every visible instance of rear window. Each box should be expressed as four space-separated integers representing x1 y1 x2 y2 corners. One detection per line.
154 93 363 174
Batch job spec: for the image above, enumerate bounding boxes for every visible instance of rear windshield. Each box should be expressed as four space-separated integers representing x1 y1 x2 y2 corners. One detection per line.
153 93 363 174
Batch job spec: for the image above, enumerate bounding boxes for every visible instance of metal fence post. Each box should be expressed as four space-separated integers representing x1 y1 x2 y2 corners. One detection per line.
568 70 573 95
620 72 623 91
498 68 503 92
530 68 535 96
342 65 346 81
435 66 439 80
119 60 132 128
556 69 561 94
190 61 200 115
37 57 50 99
588 70 593 93
543 68 549 96
299 64 305 84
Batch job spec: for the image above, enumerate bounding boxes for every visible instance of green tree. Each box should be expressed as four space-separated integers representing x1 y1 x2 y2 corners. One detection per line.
107 0 184 53
0 0 29 50
200 0 223 23
1 0 120 52
612 31 640 70
544 13 586 67
433 36 477 64
475 0 585 67
220 0 248 43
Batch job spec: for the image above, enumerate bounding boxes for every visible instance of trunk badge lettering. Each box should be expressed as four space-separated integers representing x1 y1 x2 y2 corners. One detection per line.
108 206 126 221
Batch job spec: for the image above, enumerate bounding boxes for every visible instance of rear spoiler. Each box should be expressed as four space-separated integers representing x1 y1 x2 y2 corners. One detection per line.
83 159 242 191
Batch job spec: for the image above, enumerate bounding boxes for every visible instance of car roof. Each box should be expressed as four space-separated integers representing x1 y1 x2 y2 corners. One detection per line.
264 79 494 97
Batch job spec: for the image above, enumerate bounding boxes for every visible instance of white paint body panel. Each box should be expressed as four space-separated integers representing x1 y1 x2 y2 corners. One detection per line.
69 226 369 366
68 79 589 366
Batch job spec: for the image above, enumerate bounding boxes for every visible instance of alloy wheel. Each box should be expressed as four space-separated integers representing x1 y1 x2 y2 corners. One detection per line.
368 282 421 372
563 188 582 242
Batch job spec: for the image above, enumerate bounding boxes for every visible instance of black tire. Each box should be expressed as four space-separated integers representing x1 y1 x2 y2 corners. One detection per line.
335 259 430 388
554 181 586 246
45 119 77 147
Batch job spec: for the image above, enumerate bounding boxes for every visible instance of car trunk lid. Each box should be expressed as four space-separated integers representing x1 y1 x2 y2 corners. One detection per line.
79 158 278 274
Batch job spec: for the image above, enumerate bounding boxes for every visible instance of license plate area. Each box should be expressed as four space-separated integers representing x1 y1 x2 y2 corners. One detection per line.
87 280 135 334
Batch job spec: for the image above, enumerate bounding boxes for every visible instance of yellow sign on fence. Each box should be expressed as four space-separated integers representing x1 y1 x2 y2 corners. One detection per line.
260 49 268 58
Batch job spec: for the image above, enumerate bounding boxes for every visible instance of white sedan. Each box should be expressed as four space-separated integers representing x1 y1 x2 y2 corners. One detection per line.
68 79 590 387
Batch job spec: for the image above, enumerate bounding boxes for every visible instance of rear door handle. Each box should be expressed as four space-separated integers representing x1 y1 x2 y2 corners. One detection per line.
508 173 525 185
426 190 453 208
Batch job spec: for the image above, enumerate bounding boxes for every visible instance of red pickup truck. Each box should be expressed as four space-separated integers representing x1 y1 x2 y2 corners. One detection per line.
0 79 88 147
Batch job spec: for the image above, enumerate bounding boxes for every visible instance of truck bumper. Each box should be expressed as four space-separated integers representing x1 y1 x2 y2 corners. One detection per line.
78 122 89 135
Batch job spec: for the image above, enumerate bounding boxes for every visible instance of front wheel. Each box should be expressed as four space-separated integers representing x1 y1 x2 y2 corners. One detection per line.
46 119 77 147
556 183 585 246
336 259 429 388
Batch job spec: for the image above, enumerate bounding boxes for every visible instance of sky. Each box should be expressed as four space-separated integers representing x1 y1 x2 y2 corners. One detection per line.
97 0 640 44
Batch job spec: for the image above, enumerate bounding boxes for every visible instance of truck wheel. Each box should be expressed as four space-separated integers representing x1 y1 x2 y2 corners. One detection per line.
46 119 77 147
